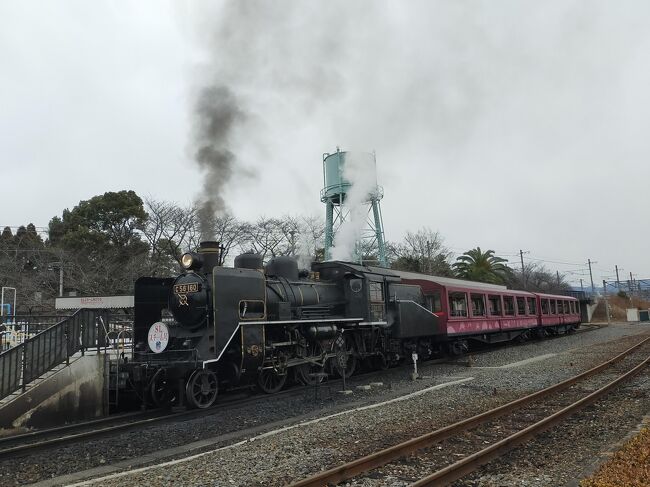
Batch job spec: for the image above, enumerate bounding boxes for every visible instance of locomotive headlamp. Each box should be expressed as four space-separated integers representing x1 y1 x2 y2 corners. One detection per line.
181 252 203 271
181 253 194 269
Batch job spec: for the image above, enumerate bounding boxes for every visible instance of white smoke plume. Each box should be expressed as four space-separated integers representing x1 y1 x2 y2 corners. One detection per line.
330 152 378 262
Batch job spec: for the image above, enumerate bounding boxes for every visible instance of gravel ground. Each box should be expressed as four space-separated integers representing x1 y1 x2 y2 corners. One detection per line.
455 373 650 487
13 322 643 487
347 345 650 486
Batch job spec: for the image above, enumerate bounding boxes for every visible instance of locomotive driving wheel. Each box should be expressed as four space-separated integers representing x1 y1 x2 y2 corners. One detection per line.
295 341 326 385
150 369 175 408
185 369 218 409
257 366 288 394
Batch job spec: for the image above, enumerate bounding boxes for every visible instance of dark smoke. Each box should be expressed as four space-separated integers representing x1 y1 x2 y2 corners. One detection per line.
192 85 244 239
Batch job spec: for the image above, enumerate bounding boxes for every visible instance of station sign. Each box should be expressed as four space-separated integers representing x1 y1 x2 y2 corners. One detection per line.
55 295 134 310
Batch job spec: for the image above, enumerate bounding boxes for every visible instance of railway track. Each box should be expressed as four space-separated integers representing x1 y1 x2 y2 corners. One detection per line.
0 359 423 459
0 386 301 459
0 325 600 463
289 334 650 487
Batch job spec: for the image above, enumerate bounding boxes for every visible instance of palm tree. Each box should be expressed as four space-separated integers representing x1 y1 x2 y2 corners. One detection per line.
452 247 510 284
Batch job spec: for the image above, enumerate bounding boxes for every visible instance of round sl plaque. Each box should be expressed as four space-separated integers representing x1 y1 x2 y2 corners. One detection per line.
148 322 169 353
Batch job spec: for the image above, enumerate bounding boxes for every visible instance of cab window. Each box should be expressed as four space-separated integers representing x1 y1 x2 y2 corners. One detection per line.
426 293 442 313
239 300 265 320
368 281 385 321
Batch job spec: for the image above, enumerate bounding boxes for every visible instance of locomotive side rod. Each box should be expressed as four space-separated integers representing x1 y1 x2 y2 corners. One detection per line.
288 335 650 487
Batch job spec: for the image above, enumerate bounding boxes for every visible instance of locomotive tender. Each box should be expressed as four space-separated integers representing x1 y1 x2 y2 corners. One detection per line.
126 241 579 409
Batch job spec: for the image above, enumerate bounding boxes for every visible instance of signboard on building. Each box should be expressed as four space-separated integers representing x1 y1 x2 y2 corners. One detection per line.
55 295 134 310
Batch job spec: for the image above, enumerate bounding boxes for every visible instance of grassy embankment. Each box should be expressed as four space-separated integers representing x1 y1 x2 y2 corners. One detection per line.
581 427 650 487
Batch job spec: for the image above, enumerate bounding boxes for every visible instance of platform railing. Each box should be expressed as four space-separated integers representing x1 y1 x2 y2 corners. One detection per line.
0 309 108 402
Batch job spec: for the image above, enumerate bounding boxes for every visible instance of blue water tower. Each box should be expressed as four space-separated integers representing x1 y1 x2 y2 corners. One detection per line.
321 148 387 266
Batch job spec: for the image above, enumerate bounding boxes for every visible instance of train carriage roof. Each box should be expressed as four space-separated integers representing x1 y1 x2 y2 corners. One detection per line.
392 269 508 291
313 261 509 291
534 292 578 301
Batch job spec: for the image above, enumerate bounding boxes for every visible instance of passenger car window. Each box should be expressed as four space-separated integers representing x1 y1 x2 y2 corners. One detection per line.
471 294 486 316
516 297 526 315
527 297 537 315
449 292 468 317
503 296 515 316
488 295 502 316
541 299 550 315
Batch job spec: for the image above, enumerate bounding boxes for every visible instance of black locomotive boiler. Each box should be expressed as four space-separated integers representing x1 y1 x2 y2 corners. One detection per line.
125 241 442 409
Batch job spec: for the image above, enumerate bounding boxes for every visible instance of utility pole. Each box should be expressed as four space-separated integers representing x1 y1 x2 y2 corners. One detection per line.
615 265 621 287
426 241 432 275
520 250 526 289
579 278 584 293
556 270 560 288
587 259 595 293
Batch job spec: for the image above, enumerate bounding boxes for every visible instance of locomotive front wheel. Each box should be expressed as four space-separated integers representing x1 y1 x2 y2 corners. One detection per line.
257 368 288 394
150 369 175 408
185 369 218 409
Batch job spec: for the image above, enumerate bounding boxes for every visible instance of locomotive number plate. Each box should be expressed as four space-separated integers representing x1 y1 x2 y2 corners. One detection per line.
174 283 200 294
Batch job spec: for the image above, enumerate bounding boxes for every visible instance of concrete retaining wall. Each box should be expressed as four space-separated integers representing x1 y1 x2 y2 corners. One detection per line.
0 354 105 430
585 299 599 323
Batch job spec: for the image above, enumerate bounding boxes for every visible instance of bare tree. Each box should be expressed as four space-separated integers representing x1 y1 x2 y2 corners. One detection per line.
298 214 325 260
143 198 202 274
389 227 453 276
242 217 290 259
212 213 250 262
505 262 570 294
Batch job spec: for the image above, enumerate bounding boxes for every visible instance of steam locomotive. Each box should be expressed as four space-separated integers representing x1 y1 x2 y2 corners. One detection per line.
124 241 580 409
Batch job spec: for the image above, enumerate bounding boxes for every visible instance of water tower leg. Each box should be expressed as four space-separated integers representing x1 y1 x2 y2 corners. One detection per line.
371 200 387 267
324 200 334 260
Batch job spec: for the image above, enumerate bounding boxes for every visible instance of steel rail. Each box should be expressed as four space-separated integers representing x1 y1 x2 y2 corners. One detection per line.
412 354 650 486
0 351 443 458
0 384 309 458
0 409 165 447
0 325 605 462
288 335 650 487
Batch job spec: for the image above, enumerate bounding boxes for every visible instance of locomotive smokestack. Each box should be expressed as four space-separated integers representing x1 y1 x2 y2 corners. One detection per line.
198 241 222 273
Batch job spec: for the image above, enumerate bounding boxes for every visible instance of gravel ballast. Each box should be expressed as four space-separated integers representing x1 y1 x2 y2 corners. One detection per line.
3 322 648 486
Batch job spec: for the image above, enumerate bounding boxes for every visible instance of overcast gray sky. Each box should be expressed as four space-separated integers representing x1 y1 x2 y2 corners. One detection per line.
1 1 649 286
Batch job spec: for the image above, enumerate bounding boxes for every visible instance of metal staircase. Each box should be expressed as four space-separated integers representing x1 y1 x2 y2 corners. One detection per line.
0 309 108 403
